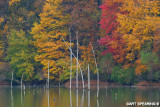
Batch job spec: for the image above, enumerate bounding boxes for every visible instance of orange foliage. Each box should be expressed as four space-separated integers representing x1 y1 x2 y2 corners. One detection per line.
117 0 160 69
79 44 95 73
135 59 148 75
31 0 70 79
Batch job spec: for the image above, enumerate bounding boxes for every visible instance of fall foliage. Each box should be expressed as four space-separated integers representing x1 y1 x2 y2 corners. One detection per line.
0 0 159 84
31 0 70 80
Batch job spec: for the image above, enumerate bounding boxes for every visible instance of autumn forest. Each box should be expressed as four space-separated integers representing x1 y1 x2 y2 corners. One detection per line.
0 0 160 85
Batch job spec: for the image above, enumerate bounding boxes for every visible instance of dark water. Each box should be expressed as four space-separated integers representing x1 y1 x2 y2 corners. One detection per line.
0 86 159 107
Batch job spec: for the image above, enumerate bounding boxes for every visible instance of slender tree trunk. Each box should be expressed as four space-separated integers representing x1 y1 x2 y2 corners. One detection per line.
69 27 72 89
11 69 14 89
76 31 78 89
89 42 99 96
48 61 49 88
21 73 24 90
88 64 90 90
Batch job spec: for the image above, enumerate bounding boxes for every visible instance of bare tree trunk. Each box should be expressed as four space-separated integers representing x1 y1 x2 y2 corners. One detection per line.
76 31 79 89
88 64 90 90
21 73 24 90
89 42 99 97
11 69 14 89
47 61 49 88
69 27 72 89
61 36 84 88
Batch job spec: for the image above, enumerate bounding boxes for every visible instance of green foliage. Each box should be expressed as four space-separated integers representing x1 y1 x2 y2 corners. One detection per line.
99 53 114 73
152 71 160 81
140 51 160 81
99 53 114 81
141 51 159 68
111 65 135 85
6 30 36 81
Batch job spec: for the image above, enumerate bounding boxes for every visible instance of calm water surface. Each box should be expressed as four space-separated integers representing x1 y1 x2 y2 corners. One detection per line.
0 86 159 107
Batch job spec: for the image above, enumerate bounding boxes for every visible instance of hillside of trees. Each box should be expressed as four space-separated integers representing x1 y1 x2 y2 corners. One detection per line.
0 0 159 85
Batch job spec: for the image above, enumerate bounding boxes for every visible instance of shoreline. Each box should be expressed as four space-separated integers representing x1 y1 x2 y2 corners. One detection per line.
0 80 160 87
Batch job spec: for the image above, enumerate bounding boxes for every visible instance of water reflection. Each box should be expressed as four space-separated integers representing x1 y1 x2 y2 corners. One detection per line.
11 89 13 107
76 89 78 107
88 90 90 107
0 86 159 107
70 89 72 107
47 90 49 107
21 89 22 107
81 89 84 107
97 89 99 107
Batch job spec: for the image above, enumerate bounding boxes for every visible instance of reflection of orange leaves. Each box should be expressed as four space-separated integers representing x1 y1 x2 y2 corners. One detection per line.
135 59 148 75
135 93 147 103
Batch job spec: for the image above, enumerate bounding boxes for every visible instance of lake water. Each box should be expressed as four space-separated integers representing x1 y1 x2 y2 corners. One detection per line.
0 86 159 107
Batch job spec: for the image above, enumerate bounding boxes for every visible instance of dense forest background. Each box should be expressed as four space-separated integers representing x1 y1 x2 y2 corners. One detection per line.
0 0 159 85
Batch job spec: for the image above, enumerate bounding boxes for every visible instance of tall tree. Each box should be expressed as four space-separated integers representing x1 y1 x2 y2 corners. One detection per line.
6 30 36 80
99 0 126 64
31 0 70 80
117 0 160 73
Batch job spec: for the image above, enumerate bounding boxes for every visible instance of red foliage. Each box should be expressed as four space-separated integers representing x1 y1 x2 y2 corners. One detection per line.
99 1 119 34
99 0 125 63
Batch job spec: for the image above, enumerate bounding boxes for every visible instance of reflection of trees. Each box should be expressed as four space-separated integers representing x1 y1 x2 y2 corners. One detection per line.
2 87 160 107
109 87 135 102
135 88 160 102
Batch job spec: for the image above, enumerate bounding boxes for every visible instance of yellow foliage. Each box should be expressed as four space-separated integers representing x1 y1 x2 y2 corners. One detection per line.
0 18 4 24
31 0 70 79
9 0 21 5
79 44 95 73
117 0 160 64
135 59 148 75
